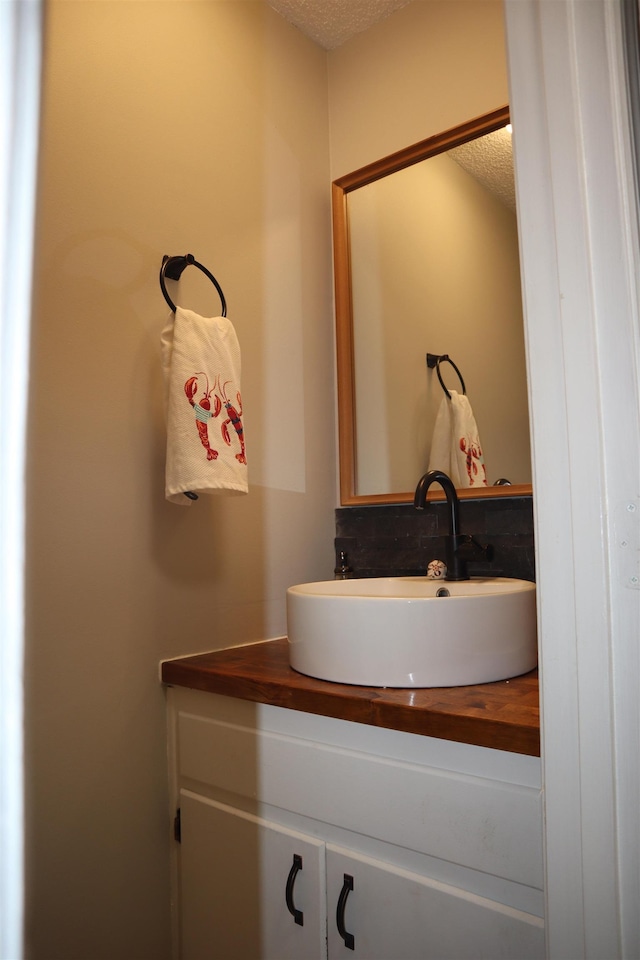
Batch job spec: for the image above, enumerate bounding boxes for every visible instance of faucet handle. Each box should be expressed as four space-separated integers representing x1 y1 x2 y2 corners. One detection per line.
455 534 493 561
445 535 493 581
458 535 493 562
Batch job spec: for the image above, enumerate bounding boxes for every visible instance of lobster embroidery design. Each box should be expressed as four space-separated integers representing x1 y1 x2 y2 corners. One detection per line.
184 373 246 465
184 373 221 460
459 436 487 485
218 379 247 465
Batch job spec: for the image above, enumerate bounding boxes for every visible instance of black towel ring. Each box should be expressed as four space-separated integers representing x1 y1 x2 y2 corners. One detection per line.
160 253 227 317
426 352 466 399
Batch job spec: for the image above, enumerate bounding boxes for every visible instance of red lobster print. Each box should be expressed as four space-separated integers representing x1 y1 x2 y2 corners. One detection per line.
217 379 246 464
184 373 222 460
459 437 487 485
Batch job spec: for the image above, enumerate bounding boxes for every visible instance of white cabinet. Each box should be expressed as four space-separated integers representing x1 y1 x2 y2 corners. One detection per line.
326 845 542 960
167 687 545 960
179 792 325 960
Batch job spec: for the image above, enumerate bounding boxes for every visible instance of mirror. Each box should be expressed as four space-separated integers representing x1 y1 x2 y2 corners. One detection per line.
332 106 532 505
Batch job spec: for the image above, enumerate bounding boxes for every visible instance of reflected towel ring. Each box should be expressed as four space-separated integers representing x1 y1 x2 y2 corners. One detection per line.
426 352 466 399
160 253 227 316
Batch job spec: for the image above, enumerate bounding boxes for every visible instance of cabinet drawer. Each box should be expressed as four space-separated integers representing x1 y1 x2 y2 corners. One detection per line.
177 710 543 889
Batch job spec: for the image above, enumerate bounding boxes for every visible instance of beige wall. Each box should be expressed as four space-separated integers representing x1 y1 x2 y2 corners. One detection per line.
25 2 334 957
328 0 509 178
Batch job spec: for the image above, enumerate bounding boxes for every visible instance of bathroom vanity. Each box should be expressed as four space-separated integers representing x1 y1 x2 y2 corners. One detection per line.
163 639 543 960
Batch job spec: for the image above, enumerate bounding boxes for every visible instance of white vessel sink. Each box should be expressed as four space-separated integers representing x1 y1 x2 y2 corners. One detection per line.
286 577 537 688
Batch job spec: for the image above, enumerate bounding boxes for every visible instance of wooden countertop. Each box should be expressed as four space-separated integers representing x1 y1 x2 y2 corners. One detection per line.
162 638 540 757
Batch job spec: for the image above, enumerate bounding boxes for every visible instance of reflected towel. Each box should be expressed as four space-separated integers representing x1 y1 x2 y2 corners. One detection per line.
161 307 248 504
428 390 487 488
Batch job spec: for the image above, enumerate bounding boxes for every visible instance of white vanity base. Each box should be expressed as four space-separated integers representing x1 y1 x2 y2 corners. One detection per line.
166 686 544 960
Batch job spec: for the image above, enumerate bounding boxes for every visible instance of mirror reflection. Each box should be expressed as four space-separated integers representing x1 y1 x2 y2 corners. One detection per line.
333 107 532 505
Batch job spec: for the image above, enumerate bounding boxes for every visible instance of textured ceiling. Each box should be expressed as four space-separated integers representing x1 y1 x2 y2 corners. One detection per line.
264 0 514 207
265 0 413 49
448 128 515 212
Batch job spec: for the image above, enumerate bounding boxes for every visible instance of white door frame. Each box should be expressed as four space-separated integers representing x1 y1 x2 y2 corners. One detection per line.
0 1 42 957
504 2 640 957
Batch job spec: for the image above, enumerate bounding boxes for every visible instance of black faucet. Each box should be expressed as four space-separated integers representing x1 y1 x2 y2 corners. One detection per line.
413 470 493 581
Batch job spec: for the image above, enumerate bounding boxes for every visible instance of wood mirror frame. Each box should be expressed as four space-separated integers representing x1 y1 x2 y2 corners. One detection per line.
332 105 533 506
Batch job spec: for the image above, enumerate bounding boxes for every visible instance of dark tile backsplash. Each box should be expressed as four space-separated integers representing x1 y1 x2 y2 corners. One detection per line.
335 497 535 581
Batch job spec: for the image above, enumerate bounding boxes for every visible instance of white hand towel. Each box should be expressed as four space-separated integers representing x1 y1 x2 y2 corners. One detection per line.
428 390 487 488
161 306 248 504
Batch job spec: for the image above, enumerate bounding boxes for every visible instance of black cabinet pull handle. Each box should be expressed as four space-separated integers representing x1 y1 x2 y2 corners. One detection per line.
285 854 304 926
336 873 355 950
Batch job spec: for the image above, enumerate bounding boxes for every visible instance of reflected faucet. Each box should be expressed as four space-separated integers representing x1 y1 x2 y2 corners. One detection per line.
413 470 493 581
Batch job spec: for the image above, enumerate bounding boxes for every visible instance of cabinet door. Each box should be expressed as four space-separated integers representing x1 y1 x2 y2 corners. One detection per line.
326 845 544 960
179 791 327 960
